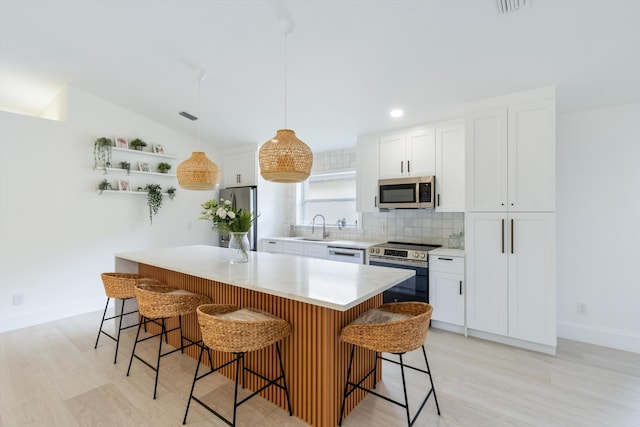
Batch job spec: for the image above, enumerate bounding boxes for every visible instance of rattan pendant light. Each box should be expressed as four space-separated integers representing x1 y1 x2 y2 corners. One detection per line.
259 18 313 183
177 68 220 190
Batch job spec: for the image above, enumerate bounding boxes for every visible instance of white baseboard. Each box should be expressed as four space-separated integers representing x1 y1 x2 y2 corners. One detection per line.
466 329 557 355
558 321 640 354
430 320 465 334
0 298 104 333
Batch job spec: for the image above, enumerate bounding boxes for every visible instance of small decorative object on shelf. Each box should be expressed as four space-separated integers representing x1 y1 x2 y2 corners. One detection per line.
167 186 177 200
144 183 163 225
199 198 258 263
93 137 114 173
114 137 128 149
129 138 148 151
153 144 164 154
157 162 171 174
98 178 113 194
119 161 131 174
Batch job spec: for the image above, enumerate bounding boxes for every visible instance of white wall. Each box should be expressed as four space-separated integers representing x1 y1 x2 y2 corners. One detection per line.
0 86 221 332
557 102 640 353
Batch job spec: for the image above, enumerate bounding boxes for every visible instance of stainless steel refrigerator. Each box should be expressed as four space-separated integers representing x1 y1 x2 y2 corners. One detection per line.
218 186 258 251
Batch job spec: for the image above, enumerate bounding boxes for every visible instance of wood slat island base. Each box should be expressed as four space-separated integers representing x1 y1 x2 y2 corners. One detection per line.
139 263 381 427
115 246 413 426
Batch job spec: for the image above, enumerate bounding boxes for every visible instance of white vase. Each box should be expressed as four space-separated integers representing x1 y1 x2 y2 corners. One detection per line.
228 232 250 264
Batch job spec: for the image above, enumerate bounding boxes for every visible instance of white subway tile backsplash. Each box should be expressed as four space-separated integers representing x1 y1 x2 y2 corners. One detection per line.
285 146 465 248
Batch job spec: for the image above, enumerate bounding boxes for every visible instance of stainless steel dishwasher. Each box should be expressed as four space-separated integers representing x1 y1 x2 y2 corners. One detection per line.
327 247 366 264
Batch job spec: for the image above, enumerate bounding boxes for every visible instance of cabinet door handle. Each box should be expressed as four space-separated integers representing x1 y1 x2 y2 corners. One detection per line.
501 219 505 254
400 161 403 173
437 194 440 207
438 257 453 261
511 219 514 254
459 280 463 295
374 196 377 207
407 160 411 173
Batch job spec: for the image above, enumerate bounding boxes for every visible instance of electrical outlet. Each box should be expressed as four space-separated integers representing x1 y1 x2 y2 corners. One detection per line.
379 222 385 233
577 302 587 315
12 293 24 306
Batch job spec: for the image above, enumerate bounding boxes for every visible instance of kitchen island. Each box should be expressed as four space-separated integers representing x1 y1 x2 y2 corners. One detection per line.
115 245 414 427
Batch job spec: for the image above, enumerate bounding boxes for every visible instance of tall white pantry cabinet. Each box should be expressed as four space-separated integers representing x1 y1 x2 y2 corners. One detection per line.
464 87 557 352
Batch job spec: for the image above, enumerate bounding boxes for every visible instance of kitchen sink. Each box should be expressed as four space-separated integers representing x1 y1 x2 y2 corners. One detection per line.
295 237 334 242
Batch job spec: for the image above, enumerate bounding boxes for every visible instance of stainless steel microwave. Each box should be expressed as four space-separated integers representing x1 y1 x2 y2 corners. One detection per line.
378 176 435 209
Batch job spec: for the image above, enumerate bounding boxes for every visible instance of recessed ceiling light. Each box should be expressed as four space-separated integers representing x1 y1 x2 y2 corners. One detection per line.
390 109 404 118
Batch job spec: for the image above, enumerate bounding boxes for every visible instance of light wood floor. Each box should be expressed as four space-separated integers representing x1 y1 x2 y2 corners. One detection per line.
1 310 638 427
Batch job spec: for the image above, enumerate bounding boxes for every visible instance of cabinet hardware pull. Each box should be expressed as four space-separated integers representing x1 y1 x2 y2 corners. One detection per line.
437 194 440 206
501 219 505 253
511 219 514 254
407 160 411 173
400 161 403 173
374 196 377 207
459 280 462 295
438 257 453 261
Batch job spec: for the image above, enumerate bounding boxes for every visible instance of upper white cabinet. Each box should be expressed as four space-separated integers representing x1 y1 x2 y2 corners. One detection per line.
223 149 258 187
435 121 465 212
466 88 556 212
356 135 380 212
379 126 435 179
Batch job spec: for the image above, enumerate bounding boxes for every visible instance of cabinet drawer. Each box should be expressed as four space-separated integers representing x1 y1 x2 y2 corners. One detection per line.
304 243 328 259
283 241 304 255
261 240 283 253
429 255 464 274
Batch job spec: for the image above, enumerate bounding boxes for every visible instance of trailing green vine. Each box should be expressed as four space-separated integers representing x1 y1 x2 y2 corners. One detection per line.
93 137 113 173
144 184 163 225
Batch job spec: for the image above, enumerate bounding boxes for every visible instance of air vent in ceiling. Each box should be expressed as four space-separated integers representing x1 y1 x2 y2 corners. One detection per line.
179 111 198 121
497 0 528 14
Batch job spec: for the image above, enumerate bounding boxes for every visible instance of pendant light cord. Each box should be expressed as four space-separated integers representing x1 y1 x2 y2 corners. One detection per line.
197 75 202 149
284 32 288 129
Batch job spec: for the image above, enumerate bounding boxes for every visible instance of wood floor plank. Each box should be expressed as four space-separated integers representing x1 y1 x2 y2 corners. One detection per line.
1 310 639 427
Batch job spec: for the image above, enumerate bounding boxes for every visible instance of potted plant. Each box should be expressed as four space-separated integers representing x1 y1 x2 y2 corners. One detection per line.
93 137 113 173
144 183 163 224
157 162 172 174
129 138 147 151
119 161 131 174
167 186 176 200
97 178 113 194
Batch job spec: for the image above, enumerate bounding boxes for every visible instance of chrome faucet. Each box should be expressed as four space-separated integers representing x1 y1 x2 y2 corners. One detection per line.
312 214 329 239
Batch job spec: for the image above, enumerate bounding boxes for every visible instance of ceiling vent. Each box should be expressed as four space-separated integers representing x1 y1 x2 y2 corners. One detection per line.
497 0 528 14
179 111 198 121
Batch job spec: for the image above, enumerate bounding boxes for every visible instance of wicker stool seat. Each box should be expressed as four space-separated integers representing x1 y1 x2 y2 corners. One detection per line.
338 302 440 427
183 304 293 426
94 273 149 363
127 281 211 399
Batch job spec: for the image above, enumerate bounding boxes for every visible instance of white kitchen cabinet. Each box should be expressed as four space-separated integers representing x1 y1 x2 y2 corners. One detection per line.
379 126 435 179
304 244 328 259
466 89 555 212
260 239 283 254
435 121 465 212
282 241 304 255
356 135 380 212
429 253 465 327
223 150 258 187
465 212 556 347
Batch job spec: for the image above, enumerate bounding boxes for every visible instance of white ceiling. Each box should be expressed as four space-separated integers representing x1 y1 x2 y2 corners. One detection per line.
1 0 639 152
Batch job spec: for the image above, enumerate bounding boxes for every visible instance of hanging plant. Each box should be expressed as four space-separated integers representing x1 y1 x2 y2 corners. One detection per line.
167 186 176 201
144 183 163 224
93 137 113 173
119 161 131 175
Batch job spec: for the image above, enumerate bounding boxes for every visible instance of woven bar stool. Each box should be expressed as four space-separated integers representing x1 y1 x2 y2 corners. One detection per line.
126 280 211 399
338 302 440 427
183 304 293 426
94 273 148 364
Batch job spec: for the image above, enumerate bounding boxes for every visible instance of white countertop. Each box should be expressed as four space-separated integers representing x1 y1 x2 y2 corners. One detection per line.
261 236 383 250
429 248 465 257
116 245 413 312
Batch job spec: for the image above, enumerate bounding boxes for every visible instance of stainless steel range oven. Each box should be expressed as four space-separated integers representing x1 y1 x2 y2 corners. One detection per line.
367 242 440 303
